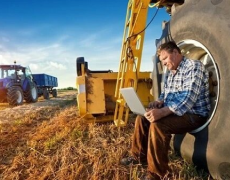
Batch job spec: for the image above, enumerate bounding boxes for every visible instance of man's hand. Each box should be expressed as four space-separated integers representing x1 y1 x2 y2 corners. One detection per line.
148 100 164 109
144 107 173 123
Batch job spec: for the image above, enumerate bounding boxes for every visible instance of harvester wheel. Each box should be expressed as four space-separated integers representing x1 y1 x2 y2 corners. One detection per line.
155 0 230 178
7 86 24 106
24 82 38 103
43 88 49 99
52 89 57 97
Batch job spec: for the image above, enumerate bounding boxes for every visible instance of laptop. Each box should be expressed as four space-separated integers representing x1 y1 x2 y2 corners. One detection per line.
120 87 146 116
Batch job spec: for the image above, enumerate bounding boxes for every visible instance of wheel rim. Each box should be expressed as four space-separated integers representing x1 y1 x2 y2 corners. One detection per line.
177 40 220 133
31 87 37 99
16 90 23 104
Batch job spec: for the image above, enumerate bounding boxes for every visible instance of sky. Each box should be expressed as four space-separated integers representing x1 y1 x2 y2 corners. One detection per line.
0 0 170 88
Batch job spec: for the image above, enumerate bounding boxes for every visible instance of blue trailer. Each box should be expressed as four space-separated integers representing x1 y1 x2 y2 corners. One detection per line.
32 74 58 99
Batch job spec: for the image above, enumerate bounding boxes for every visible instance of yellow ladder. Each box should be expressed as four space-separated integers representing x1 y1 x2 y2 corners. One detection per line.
114 0 151 127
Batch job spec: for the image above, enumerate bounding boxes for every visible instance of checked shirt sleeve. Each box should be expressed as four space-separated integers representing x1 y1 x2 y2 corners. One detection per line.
168 62 205 116
158 89 165 102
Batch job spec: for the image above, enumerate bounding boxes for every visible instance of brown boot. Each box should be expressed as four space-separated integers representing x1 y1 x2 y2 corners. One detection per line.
120 156 147 166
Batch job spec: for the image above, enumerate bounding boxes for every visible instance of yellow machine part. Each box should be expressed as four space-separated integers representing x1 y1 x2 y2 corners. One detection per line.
114 0 154 127
76 72 117 123
76 0 158 125
76 70 153 123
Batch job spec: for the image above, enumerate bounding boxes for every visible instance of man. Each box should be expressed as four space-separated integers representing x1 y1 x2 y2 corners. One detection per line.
121 41 211 180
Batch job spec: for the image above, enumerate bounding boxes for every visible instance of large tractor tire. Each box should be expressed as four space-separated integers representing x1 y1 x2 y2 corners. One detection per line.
7 86 24 106
24 82 38 103
154 0 230 179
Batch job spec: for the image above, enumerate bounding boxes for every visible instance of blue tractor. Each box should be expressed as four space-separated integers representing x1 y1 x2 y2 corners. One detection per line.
0 64 38 106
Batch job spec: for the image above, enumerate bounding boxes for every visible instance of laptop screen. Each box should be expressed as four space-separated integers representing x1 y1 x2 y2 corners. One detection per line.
120 87 146 115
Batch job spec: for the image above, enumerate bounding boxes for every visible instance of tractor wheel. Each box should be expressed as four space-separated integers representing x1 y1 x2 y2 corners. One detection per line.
52 89 57 97
24 82 38 103
43 88 49 99
155 0 230 179
7 86 24 106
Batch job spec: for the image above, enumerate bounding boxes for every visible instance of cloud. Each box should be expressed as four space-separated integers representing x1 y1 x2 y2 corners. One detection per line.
47 61 66 70
0 54 9 64
79 34 98 48
0 37 73 87
29 63 39 70
0 23 159 88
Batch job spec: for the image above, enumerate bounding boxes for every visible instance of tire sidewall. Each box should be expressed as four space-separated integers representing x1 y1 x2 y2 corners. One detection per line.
24 82 38 103
170 0 230 135
31 84 38 102
43 88 50 99
167 0 230 178
7 86 24 105
52 89 57 97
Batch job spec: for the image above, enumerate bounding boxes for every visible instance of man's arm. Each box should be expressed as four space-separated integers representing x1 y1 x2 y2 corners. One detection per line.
148 100 164 109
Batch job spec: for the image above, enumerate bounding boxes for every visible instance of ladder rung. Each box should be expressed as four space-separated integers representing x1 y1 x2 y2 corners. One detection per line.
116 99 124 103
114 119 126 127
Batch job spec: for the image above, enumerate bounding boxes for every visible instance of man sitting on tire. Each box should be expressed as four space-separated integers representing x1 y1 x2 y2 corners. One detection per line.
121 41 211 180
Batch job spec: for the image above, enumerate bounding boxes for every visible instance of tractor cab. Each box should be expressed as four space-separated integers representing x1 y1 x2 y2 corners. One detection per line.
0 65 25 81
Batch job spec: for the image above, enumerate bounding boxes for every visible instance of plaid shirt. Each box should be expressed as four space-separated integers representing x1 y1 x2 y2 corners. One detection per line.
159 57 210 117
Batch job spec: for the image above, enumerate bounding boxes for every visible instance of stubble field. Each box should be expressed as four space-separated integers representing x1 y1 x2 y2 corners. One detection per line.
0 90 210 180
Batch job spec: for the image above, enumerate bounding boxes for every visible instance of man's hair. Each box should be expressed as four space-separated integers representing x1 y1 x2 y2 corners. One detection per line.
157 41 181 56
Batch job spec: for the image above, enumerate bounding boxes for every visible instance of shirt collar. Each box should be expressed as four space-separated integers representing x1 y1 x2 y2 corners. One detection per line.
170 56 186 75
177 56 186 71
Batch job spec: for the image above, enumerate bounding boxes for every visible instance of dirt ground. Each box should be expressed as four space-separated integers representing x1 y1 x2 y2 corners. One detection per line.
0 90 77 124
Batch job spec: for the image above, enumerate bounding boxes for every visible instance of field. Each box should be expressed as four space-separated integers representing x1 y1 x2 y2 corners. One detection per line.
0 90 211 180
